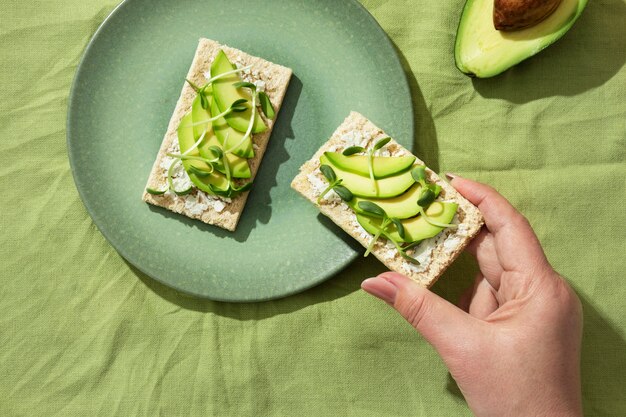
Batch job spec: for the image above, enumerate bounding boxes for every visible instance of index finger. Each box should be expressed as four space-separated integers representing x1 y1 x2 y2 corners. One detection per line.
450 176 550 274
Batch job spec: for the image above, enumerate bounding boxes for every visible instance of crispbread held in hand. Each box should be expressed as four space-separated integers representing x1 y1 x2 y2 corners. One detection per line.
142 38 292 231
291 112 484 287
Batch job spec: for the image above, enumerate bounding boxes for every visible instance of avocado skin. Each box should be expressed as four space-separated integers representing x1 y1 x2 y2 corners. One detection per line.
455 0 587 78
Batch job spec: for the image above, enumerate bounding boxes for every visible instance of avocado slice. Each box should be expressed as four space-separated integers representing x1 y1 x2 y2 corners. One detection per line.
320 155 415 198
211 50 267 134
323 152 415 179
177 113 229 194
357 202 459 243
190 95 251 179
455 0 587 78
210 94 254 159
348 184 423 219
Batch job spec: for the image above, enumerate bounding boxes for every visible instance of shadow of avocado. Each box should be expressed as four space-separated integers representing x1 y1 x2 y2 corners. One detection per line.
578 292 626 415
471 0 626 103
146 75 303 243
389 39 440 173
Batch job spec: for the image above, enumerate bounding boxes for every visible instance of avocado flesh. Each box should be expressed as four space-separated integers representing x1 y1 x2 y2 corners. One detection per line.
323 152 415 179
357 202 459 243
177 113 229 194
191 95 251 179
210 94 254 159
455 0 587 78
348 184 423 219
211 50 267 134
320 155 415 199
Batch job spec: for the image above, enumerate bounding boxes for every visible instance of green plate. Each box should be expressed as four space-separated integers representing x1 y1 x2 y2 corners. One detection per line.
67 0 413 301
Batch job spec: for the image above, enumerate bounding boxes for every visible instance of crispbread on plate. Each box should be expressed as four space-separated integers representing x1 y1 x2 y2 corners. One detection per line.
291 112 484 287
143 38 292 231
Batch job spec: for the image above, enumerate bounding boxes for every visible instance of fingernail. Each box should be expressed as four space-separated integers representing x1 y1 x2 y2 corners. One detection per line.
445 173 459 180
361 277 398 304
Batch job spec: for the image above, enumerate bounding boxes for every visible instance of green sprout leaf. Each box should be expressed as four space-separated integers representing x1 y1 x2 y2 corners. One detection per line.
230 98 248 112
358 201 386 218
231 181 253 193
411 165 427 183
417 188 436 208
233 81 256 92
199 93 209 109
145 187 166 195
373 137 391 151
258 91 275 119
185 78 202 93
320 164 337 183
174 186 193 196
390 218 405 240
342 146 365 156
428 184 442 198
208 146 223 159
400 250 421 265
188 165 214 177
333 185 353 202
418 207 458 229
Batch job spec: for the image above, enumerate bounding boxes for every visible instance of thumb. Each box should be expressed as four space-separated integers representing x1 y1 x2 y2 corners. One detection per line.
362 272 478 355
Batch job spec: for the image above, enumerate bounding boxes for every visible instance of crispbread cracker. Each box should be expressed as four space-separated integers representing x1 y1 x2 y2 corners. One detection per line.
143 38 292 231
291 112 484 287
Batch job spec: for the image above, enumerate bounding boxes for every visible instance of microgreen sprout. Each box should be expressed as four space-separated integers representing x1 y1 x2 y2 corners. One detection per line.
185 79 210 109
258 91 275 119
220 150 231 183
166 159 192 196
146 188 166 195
146 128 211 196
145 162 191 196
150 63 275 199
185 78 202 93
317 164 354 204
188 165 213 177
411 166 457 229
342 146 365 156
358 201 420 264
205 65 252 85
165 153 220 165
341 137 391 193
186 65 253 95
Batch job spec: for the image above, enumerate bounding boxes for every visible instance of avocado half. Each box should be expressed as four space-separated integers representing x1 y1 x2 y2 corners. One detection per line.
455 0 587 78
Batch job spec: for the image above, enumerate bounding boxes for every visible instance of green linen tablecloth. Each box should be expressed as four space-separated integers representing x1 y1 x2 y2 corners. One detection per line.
1 0 625 415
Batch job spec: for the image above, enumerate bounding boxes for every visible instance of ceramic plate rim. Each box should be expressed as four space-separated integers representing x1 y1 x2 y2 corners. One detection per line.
66 0 415 301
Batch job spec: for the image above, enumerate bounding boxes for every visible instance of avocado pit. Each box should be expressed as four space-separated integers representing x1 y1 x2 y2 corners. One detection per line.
494 0 562 31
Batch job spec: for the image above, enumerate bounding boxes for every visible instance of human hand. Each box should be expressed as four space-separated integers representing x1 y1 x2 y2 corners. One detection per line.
361 176 583 417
